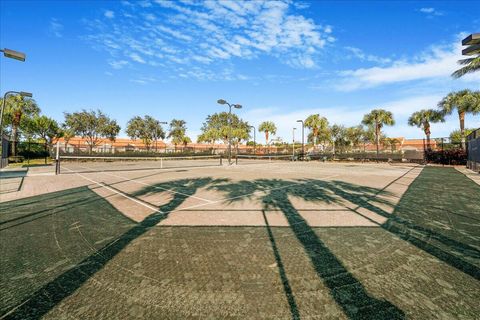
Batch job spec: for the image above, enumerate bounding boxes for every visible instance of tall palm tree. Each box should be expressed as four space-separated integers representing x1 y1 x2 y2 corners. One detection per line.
258 121 277 153
1 94 40 155
408 109 445 150
438 89 480 148
168 119 187 152
361 109 395 158
305 114 329 148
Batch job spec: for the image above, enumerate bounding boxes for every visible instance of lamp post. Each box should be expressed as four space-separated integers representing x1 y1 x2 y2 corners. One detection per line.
296 119 304 159
217 99 242 164
249 125 256 155
292 127 296 158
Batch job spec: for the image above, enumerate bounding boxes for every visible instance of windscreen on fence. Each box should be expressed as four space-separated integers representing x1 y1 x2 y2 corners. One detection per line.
467 129 480 172
1 134 8 168
58 154 223 174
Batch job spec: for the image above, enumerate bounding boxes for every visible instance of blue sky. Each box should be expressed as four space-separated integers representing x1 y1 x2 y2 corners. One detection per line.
1 0 479 143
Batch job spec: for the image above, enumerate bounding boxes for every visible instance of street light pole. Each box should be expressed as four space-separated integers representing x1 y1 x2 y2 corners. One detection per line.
296 120 304 159
217 99 242 164
249 125 256 155
292 127 296 158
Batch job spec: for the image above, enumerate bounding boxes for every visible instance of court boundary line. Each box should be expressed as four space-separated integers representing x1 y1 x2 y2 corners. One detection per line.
66 164 216 203
63 167 160 212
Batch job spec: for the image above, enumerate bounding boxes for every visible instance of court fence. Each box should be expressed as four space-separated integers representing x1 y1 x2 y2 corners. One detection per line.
467 129 480 173
1 134 8 168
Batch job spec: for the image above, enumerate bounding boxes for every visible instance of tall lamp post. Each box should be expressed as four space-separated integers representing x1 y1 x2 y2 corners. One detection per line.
249 125 256 155
217 99 242 164
292 127 296 158
296 119 304 159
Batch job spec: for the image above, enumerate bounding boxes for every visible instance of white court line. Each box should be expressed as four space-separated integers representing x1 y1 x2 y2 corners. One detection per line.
100 170 215 203
64 166 339 222
63 167 160 212
172 174 339 212
68 163 215 203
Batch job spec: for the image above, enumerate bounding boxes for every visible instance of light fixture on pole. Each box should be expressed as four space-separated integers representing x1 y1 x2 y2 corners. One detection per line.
217 99 242 164
296 119 304 159
249 125 256 155
1 48 26 62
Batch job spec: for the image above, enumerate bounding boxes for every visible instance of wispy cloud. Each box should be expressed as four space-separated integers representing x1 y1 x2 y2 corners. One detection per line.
104 10 115 19
49 18 63 38
335 38 480 91
85 0 334 79
418 7 444 18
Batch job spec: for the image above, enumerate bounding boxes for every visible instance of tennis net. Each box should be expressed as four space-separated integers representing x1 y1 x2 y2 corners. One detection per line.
57 155 223 174
235 154 294 165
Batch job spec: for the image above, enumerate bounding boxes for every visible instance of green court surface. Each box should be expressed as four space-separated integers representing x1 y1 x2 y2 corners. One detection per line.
0 164 479 319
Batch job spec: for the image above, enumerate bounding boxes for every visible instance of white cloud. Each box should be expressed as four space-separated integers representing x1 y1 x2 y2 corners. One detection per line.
344 46 391 64
129 53 146 64
418 7 443 17
49 18 63 38
336 40 480 91
109 60 129 69
104 10 115 19
86 0 334 76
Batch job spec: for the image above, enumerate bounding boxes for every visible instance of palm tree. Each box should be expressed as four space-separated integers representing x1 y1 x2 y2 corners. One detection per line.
258 121 277 153
1 94 40 155
452 54 479 78
305 114 329 149
361 109 395 158
408 109 445 150
438 89 480 148
168 119 187 152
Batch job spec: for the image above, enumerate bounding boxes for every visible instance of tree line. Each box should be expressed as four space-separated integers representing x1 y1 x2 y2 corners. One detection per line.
0 89 478 156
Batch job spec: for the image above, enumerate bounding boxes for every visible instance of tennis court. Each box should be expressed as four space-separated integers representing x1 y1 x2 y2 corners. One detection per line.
1 158 479 319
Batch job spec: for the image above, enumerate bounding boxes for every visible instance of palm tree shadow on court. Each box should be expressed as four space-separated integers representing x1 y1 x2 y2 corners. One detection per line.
314 177 480 281
210 178 405 319
6 177 222 320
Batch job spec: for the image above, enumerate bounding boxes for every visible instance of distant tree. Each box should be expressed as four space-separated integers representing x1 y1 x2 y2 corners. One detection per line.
199 112 249 146
182 136 192 148
362 109 395 158
438 89 480 148
408 109 445 149
61 126 76 152
64 109 120 153
126 115 165 151
258 121 277 145
168 119 187 151
449 128 474 143
30 115 61 148
330 124 346 155
382 137 401 153
305 114 329 148
345 125 364 151
0 94 40 155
